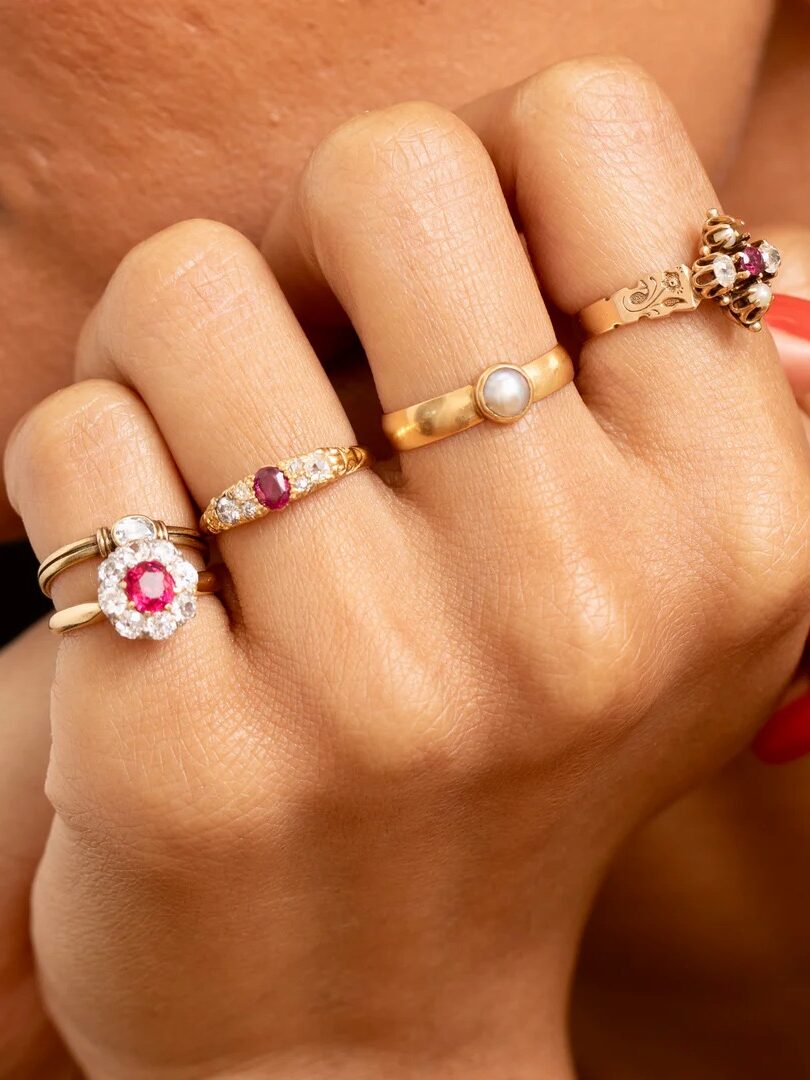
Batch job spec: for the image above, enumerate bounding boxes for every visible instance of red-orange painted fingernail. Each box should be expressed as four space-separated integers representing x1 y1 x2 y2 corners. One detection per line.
768 294 810 340
753 691 810 764
768 295 810 396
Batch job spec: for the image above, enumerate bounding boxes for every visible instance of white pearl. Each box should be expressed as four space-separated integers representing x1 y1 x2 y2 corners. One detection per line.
748 282 772 309
480 367 531 419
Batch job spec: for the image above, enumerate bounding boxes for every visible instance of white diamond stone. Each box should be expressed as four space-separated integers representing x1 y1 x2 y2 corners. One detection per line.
98 585 127 617
111 515 157 547
307 453 332 481
144 612 178 640
98 557 119 583
242 501 261 518
216 496 240 524
479 367 532 420
233 481 253 502
113 610 144 639
151 540 175 564
171 560 198 590
712 254 736 288
293 476 309 493
175 595 197 622
748 281 772 309
130 540 155 562
759 242 781 275
115 545 139 569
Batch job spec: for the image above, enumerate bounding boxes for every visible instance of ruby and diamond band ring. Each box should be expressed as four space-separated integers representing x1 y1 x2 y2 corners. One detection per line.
579 210 782 337
39 515 216 640
200 445 371 534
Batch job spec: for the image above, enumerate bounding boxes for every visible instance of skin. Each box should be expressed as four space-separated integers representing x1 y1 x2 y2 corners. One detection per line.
1 1 810 1076
0 0 774 539
4 50 810 1077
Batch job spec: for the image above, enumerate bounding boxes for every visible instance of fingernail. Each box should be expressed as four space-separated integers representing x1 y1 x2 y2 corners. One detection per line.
768 296 810 396
753 689 810 764
768 294 810 339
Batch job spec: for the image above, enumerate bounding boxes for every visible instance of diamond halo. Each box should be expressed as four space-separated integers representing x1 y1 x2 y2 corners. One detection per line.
97 538 199 640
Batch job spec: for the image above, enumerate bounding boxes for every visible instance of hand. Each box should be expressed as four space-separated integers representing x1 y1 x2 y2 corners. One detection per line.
5 59 810 1079
572 227 810 1078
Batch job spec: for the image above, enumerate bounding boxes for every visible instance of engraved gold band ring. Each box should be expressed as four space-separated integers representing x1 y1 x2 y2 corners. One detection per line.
578 210 782 337
39 515 216 640
200 445 371 534
382 344 574 452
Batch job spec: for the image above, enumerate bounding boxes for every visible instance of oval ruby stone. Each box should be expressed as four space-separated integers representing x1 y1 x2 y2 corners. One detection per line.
125 560 175 613
253 466 290 510
741 245 765 277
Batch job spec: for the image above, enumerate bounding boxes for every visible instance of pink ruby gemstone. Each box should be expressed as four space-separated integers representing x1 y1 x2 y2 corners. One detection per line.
253 466 290 510
125 560 175 613
742 245 765 277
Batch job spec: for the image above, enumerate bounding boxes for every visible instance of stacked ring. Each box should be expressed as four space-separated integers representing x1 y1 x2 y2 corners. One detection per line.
200 445 371 534
38 514 215 640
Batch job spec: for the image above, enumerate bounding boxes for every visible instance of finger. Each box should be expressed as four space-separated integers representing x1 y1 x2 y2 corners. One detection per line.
261 101 605 517
459 59 803 463
4 379 225 641
0 620 53 1016
75 220 385 626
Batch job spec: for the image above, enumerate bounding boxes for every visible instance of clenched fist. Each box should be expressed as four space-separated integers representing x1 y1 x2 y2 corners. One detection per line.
6 59 809 1079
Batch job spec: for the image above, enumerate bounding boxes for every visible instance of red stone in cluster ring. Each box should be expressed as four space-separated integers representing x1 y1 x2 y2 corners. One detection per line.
97 537 199 640
741 245 765 276
125 560 175 613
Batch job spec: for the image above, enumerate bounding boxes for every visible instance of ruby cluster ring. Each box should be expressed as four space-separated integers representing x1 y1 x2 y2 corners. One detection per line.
38 515 217 639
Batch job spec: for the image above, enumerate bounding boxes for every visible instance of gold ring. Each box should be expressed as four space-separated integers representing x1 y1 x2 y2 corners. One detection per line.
39 515 214 640
578 209 782 337
382 344 574 452
50 569 220 637
200 445 371 534
38 515 207 597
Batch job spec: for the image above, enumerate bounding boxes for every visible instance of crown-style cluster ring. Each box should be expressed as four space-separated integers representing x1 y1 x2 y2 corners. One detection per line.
578 209 782 337
690 210 781 331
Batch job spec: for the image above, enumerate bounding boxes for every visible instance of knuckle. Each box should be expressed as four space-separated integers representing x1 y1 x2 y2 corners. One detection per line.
548 600 654 731
517 55 673 155
48 682 278 863
726 493 810 637
97 218 265 356
5 380 144 511
302 100 488 229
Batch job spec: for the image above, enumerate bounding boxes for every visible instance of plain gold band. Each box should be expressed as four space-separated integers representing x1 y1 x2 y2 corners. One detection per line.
48 570 220 635
38 524 207 597
382 344 574 451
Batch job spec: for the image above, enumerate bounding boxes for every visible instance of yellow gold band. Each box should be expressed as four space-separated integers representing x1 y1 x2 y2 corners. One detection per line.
38 518 207 597
382 344 574 452
49 570 220 635
200 445 371 535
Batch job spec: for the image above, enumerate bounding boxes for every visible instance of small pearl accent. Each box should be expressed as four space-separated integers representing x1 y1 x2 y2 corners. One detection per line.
748 281 772 310
479 366 532 421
